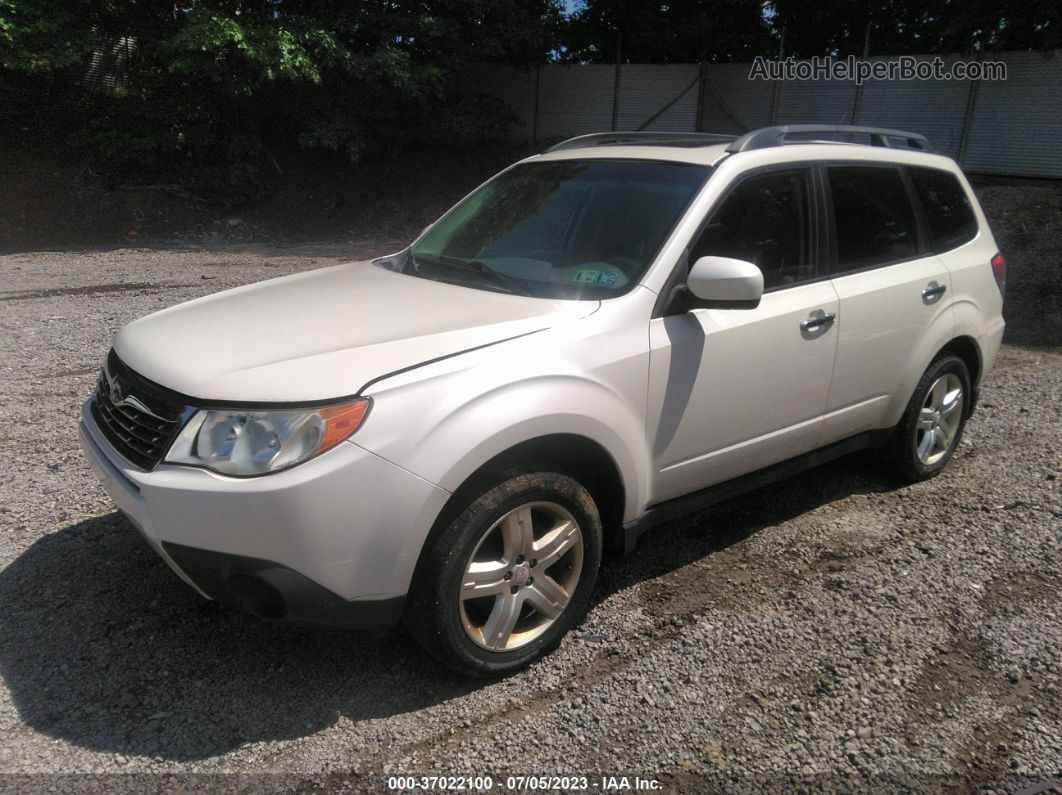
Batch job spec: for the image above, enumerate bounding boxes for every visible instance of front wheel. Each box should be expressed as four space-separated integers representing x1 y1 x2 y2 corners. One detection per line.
406 469 603 677
886 354 972 482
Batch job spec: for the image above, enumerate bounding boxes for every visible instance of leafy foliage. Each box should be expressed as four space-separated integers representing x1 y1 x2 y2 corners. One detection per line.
770 0 1061 58
561 0 1061 63
0 0 560 200
561 0 774 63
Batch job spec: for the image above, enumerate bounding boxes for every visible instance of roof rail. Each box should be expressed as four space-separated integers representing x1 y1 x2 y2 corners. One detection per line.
726 124 935 154
545 131 738 153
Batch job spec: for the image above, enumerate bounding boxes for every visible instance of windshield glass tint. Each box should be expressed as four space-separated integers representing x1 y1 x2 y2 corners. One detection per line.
406 160 711 298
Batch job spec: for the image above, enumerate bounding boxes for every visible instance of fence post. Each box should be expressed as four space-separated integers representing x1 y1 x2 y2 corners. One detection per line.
769 79 781 124
770 26 785 125
694 62 707 132
849 26 871 124
850 78 864 124
956 63 982 165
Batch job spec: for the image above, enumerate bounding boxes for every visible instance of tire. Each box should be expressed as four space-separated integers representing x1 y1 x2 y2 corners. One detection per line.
405 468 602 677
886 354 972 483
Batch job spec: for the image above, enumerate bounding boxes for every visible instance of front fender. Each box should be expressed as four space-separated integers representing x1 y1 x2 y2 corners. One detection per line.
353 371 651 597
427 376 649 517
367 372 649 519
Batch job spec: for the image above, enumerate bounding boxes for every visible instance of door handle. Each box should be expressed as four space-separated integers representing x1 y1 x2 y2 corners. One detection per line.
922 283 947 301
800 312 836 331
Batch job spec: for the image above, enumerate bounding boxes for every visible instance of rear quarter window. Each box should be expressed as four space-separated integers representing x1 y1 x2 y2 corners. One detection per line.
908 166 979 253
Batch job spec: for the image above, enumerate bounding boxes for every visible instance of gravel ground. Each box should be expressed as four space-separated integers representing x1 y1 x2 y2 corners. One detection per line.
1 183 1060 793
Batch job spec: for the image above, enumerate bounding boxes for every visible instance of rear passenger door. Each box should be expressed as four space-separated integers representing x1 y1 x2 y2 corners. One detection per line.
819 163 953 445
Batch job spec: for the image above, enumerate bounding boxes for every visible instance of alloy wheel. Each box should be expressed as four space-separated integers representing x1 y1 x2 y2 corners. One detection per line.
915 373 964 466
459 501 584 652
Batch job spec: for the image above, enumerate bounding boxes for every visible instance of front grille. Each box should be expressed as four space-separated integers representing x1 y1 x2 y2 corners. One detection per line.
90 351 185 470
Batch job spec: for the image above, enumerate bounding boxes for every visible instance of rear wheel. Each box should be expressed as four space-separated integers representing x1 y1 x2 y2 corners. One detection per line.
887 355 971 482
406 469 602 677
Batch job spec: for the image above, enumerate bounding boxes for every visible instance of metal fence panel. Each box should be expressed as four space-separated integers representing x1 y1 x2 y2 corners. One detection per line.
855 55 971 158
464 51 1061 177
775 78 860 125
536 64 615 140
962 51 1062 177
699 62 774 134
617 64 701 131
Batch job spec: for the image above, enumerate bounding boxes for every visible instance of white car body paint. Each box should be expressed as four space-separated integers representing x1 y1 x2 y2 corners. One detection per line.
114 260 597 402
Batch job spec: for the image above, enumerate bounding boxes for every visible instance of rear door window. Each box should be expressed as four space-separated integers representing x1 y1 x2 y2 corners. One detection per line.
826 165 920 272
908 166 979 252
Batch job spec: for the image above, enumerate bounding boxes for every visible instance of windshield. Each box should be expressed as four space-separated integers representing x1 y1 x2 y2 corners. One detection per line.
394 159 711 299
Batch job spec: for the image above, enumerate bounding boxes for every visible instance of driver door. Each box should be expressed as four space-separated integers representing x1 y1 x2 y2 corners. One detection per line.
647 166 840 504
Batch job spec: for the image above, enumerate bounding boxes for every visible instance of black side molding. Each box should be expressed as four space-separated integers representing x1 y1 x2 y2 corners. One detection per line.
620 429 893 555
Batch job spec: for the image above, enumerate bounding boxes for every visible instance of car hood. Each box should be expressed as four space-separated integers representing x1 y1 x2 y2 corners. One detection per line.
113 260 598 402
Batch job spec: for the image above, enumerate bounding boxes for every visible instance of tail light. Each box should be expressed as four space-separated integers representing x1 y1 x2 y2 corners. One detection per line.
990 252 1006 298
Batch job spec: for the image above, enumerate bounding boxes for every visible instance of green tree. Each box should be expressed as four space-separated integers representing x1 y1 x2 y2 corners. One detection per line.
0 0 562 199
561 0 774 63
768 0 1060 57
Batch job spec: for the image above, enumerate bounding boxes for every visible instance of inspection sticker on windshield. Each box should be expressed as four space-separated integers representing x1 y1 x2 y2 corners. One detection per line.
572 268 620 286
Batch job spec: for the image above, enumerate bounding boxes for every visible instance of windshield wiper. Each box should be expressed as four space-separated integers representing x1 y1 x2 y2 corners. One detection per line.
433 254 537 297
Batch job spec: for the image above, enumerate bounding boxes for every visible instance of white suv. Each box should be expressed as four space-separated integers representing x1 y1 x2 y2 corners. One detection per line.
79 125 1006 676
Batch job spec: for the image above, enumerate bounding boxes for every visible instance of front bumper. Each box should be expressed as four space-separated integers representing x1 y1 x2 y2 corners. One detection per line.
78 400 450 629
161 542 406 630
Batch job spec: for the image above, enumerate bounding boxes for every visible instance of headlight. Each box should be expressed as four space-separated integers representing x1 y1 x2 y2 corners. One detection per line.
165 398 370 476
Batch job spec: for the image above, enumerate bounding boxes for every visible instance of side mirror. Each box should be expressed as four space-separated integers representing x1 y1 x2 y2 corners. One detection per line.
686 256 764 308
